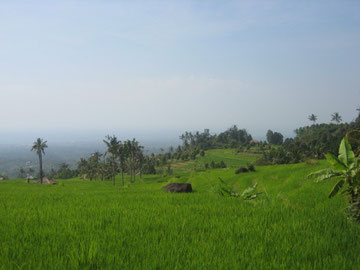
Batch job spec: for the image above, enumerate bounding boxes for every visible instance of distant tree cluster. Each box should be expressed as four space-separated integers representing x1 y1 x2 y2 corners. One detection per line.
179 125 252 151
49 163 78 179
258 111 360 165
205 160 227 169
77 137 157 185
266 130 284 145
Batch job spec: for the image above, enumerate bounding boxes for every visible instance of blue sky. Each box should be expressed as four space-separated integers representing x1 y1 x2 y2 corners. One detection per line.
0 0 359 142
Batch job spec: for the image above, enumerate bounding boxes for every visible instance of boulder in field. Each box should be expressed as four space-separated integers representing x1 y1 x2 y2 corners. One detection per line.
235 167 249 174
163 183 192 193
35 177 58 184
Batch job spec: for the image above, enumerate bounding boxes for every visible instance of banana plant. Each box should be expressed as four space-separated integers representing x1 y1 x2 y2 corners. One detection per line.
216 178 262 200
308 134 360 220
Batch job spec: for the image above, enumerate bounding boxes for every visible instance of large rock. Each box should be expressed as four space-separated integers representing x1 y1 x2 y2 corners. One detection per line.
35 177 58 184
163 183 192 193
235 167 249 174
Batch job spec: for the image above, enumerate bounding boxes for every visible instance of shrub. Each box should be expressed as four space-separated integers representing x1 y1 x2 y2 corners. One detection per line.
219 160 227 168
247 164 255 172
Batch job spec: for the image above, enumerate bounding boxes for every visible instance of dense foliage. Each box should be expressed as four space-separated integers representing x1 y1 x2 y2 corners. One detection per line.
179 125 252 151
77 138 157 185
266 130 284 145
258 113 360 165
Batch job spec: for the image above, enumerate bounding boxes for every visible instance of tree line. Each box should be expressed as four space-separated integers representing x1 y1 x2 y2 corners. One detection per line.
258 110 360 165
26 110 359 182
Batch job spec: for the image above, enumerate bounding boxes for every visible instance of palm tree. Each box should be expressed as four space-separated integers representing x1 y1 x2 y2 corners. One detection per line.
31 138 48 184
126 139 143 183
331 112 342 124
103 135 120 186
88 152 102 181
118 142 128 186
308 114 317 124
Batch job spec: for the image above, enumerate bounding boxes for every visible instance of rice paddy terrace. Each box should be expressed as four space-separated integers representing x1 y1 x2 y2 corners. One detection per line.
1 150 360 269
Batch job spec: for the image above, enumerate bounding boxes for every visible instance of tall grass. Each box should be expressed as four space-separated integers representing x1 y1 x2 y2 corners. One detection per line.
1 159 360 269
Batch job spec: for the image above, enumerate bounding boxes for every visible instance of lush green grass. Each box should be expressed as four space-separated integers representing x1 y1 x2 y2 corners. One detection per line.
1 156 360 269
170 148 261 173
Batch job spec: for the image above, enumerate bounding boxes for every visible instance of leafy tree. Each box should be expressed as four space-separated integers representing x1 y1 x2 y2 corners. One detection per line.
28 167 35 177
88 152 102 181
308 134 360 221
18 167 26 178
219 160 227 168
166 163 173 175
331 112 342 123
308 114 317 124
266 130 283 145
31 138 48 184
266 130 274 144
55 163 76 179
77 158 89 178
272 132 284 145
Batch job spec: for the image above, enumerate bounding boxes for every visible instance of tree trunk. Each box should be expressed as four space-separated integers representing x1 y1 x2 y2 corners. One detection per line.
39 153 43 184
121 170 124 186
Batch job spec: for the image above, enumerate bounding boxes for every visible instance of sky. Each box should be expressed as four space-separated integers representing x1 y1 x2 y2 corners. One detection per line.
0 0 359 143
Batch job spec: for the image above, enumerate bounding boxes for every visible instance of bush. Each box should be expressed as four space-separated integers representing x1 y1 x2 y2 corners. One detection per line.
247 164 255 172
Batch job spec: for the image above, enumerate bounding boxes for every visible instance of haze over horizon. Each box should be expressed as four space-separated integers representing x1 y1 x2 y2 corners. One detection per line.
1 0 360 145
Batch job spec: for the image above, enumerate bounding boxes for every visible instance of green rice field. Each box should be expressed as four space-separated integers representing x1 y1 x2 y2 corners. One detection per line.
1 152 360 269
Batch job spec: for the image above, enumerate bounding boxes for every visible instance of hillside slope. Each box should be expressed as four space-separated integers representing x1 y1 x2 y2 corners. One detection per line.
1 157 360 269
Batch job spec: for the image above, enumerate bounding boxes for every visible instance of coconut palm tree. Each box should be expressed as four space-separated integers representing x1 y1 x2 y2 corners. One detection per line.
103 135 120 186
308 114 317 124
125 139 143 183
31 138 48 184
88 152 102 181
118 142 128 186
331 112 342 123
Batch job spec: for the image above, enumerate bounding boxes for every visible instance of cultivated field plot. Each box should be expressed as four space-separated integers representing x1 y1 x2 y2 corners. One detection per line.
170 149 261 173
1 161 360 269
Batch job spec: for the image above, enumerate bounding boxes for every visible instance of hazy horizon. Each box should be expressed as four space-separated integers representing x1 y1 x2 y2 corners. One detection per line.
1 0 360 145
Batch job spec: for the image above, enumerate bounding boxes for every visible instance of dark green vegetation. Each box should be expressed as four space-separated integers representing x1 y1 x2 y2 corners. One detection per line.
259 112 360 165
309 133 360 221
2 157 360 269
